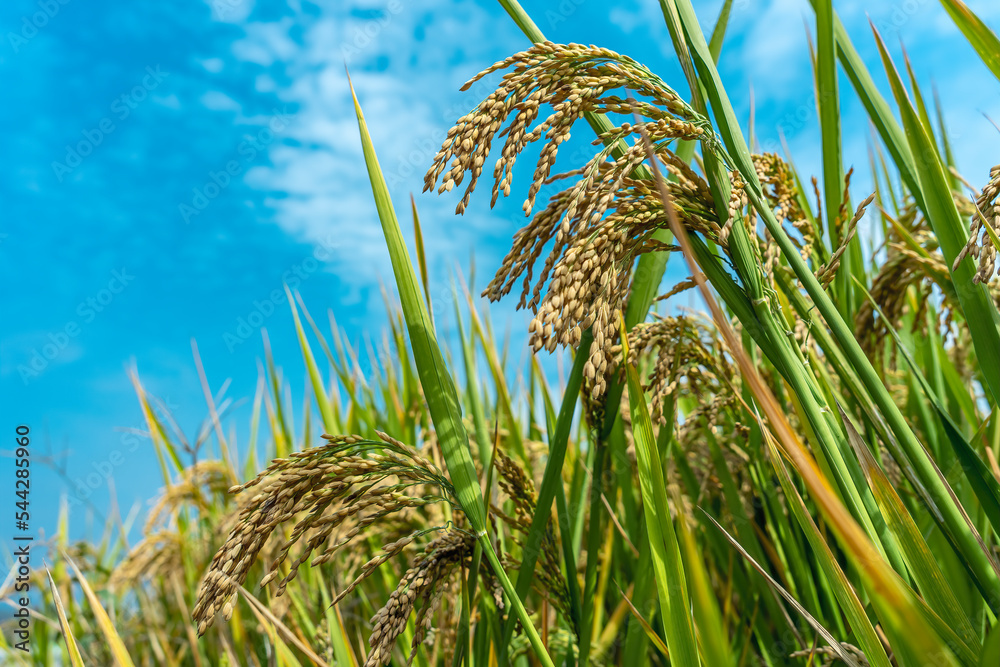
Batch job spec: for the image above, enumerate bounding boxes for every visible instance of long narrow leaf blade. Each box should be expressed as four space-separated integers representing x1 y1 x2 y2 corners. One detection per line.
939 0 1000 82
837 403 980 664
871 24 1000 408
46 568 85 667
348 74 554 667
65 554 136 667
621 322 700 667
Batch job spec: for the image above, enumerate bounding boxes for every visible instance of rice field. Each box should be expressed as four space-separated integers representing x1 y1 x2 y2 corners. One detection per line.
5 0 1000 665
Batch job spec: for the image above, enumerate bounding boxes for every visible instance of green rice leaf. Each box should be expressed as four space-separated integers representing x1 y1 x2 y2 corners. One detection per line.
348 73 553 667
810 3 921 199
982 625 1000 667
285 285 337 433
871 24 1000 408
621 320 700 667
506 328 591 638
616 582 669 657
46 568 85 667
704 513 865 667
837 403 981 664
814 0 851 315
349 73 483 530
765 436 893 667
65 554 136 667
939 0 1000 82
856 279 1000 561
410 195 434 332
708 0 733 62
676 494 733 667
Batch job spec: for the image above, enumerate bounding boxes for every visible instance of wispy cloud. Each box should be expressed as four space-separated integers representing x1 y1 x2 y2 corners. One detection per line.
215 0 528 319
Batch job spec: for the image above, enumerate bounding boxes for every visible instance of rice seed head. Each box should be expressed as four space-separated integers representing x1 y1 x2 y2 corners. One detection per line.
191 432 454 636
753 153 813 265
816 187 876 288
850 193 1000 362
425 42 726 398
614 314 734 426
365 529 473 667
954 163 1000 284
480 453 574 625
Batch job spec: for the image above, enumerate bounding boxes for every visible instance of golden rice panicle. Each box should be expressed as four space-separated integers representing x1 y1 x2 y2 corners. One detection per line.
423 43 728 398
817 188 876 288
109 530 184 591
493 453 537 527
615 314 732 425
490 454 572 622
143 460 232 534
753 152 812 260
424 42 700 215
854 229 949 359
850 192 991 358
717 168 748 249
954 163 1000 284
364 530 472 667
191 432 454 636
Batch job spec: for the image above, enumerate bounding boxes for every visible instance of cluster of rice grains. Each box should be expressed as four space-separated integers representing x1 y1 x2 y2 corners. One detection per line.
424 43 867 403
615 314 732 425
615 314 756 509
191 432 471 666
748 152 809 282
854 215 948 359
491 454 572 625
424 42 724 399
856 184 1000 363
366 529 471 666
956 163 1000 284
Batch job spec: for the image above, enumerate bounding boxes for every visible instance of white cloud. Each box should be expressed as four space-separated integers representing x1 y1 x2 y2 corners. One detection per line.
200 57 226 73
735 0 812 99
217 1 524 320
200 90 242 112
206 0 257 24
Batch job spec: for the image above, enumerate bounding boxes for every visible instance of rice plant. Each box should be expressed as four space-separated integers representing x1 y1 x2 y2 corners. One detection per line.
7 0 1000 665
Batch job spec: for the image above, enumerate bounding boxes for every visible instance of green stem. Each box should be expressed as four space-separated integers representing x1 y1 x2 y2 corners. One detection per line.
672 0 1000 608
577 433 609 667
501 330 592 646
481 535 555 667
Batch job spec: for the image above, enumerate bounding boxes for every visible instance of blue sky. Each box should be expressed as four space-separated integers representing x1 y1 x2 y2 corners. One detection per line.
1 0 999 546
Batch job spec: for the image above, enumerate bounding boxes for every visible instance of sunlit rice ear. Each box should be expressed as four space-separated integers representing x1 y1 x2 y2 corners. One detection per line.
426 44 725 399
